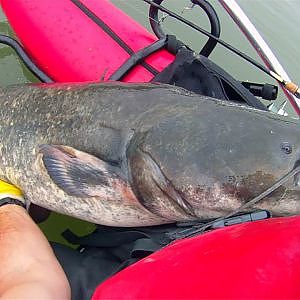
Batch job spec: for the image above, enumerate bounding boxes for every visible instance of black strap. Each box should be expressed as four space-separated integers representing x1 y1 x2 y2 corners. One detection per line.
109 38 167 81
0 197 25 208
110 35 187 81
62 224 178 257
165 35 186 54
70 0 159 76
62 228 153 248
130 238 162 258
0 35 53 83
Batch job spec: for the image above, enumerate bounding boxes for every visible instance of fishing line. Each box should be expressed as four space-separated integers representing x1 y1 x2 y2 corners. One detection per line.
116 0 180 37
142 0 300 100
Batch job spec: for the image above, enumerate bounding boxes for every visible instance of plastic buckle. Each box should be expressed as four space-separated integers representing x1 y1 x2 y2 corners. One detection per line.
210 210 271 229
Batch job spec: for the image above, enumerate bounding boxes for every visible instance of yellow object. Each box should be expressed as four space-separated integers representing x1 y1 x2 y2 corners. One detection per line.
0 179 24 201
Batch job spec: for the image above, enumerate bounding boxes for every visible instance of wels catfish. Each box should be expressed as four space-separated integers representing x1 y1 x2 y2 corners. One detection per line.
0 82 300 226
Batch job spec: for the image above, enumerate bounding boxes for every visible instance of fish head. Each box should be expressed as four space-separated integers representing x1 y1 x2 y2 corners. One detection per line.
127 103 300 221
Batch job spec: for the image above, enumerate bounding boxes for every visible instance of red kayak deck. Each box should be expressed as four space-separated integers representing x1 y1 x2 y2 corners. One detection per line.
94 215 300 299
0 0 175 82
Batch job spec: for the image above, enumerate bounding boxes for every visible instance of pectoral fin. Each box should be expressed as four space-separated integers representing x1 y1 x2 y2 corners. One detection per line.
130 149 197 220
38 145 128 199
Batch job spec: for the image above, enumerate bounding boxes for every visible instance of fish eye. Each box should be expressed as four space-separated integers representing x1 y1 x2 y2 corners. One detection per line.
281 142 292 154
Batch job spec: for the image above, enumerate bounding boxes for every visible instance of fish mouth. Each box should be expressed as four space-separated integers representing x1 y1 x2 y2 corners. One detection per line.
128 148 197 221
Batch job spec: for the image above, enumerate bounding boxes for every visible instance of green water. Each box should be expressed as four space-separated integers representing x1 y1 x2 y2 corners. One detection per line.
0 1 300 244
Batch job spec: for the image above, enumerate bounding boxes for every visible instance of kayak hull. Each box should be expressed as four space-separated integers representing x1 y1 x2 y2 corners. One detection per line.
93 216 300 299
0 0 175 82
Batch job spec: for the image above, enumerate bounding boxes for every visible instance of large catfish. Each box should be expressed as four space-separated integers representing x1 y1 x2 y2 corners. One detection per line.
0 82 300 226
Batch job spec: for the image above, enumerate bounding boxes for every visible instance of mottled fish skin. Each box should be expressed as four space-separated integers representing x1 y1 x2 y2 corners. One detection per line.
0 82 300 226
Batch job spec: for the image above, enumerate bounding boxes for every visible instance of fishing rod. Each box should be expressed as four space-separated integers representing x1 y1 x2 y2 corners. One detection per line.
143 0 300 102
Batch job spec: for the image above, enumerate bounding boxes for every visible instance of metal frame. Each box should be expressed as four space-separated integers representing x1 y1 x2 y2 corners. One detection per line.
218 0 300 117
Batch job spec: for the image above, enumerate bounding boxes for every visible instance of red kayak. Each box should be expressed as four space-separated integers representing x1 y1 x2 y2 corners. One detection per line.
0 0 175 82
94 216 300 299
